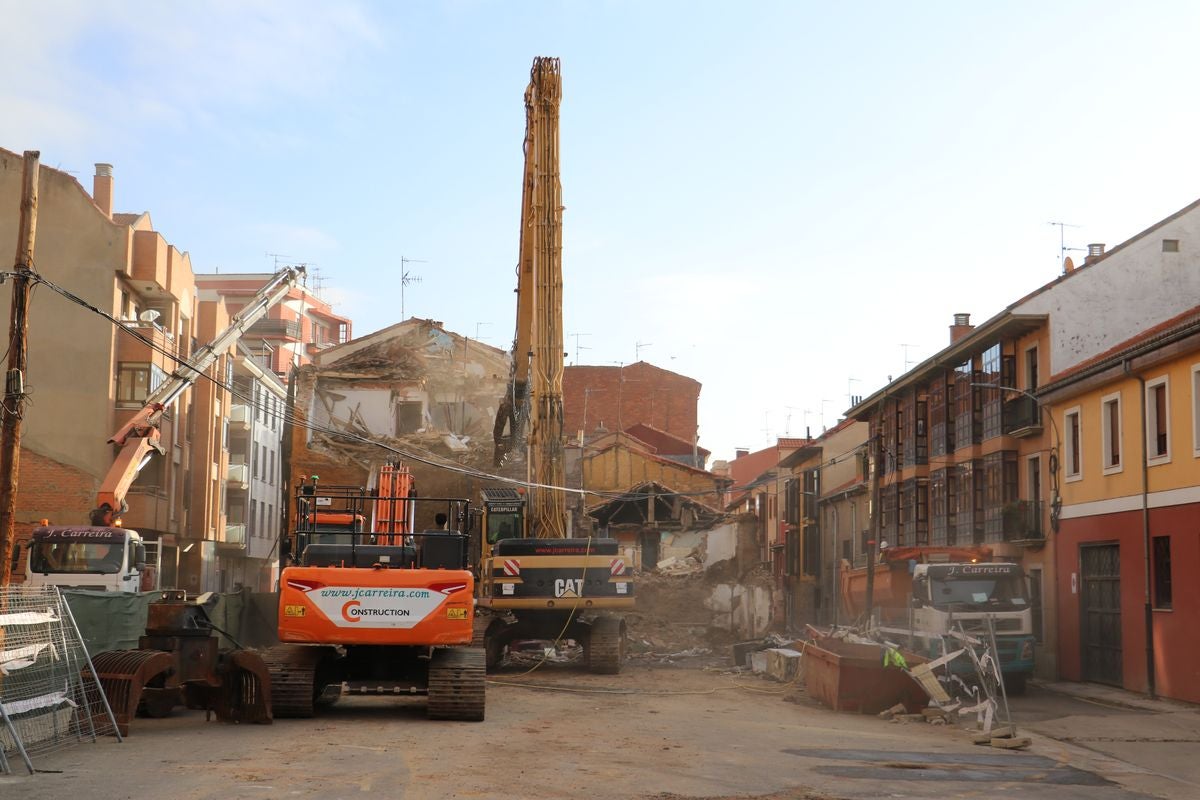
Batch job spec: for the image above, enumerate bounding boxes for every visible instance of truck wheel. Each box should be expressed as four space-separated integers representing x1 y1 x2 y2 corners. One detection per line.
428 647 486 721
587 615 625 675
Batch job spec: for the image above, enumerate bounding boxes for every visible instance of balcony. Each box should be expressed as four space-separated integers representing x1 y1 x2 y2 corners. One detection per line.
1002 395 1043 438
220 523 246 549
229 403 251 431
227 462 249 489
1000 500 1045 544
246 318 301 341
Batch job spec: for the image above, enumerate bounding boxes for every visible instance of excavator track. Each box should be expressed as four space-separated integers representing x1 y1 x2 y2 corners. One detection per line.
261 645 333 718
587 615 625 675
427 647 485 721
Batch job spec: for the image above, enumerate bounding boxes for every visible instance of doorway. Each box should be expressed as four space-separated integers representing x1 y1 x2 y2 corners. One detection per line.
1080 543 1122 685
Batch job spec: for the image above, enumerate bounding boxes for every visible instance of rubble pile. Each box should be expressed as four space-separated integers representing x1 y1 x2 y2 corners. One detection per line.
626 569 738 666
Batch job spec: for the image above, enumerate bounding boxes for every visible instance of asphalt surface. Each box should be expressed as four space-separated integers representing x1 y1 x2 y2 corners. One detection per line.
1 663 1194 799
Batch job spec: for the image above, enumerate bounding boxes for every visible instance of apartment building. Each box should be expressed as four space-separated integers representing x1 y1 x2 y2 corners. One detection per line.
193 272 351 377
219 342 288 591
846 312 1057 675
0 150 230 588
1040 305 1200 703
778 418 870 628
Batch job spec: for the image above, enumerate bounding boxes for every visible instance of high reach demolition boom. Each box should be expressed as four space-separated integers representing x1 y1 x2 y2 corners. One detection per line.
494 56 567 539
92 265 305 526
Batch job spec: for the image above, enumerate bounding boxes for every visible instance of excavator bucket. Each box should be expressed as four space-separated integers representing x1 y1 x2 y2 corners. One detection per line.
210 649 273 726
87 649 175 736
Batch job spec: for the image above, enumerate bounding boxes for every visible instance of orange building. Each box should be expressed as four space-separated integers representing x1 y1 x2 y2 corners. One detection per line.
194 272 351 377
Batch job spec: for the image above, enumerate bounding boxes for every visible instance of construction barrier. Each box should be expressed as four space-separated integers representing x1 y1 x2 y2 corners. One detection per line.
0 586 121 774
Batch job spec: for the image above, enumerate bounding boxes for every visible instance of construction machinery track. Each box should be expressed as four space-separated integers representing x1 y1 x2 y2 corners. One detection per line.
427 647 485 721
261 645 336 719
587 615 625 675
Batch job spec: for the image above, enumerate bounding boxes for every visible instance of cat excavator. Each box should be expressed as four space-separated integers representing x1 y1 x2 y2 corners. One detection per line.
479 57 635 672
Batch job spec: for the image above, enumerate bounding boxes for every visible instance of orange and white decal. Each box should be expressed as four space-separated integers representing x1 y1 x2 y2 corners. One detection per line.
297 583 463 629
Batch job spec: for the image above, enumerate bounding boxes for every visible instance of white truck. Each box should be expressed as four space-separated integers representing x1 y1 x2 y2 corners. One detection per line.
903 561 1035 693
21 525 153 592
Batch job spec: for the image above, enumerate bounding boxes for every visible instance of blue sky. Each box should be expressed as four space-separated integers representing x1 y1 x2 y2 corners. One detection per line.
4 1 1200 462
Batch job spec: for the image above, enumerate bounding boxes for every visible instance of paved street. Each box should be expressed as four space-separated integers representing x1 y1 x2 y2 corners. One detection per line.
2 663 1195 800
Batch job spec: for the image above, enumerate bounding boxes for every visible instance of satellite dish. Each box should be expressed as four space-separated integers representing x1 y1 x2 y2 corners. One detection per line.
138 309 161 323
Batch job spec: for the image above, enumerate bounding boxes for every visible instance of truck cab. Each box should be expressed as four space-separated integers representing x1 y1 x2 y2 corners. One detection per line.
23 525 151 593
909 561 1035 691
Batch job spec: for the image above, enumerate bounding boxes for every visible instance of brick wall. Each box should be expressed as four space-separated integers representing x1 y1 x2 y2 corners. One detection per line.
7 447 98 583
564 362 700 445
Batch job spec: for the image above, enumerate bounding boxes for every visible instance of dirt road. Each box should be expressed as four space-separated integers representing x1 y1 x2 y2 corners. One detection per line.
0 661 1172 800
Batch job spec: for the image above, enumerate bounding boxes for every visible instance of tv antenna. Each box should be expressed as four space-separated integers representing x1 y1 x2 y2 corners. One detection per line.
399 256 426 319
1049 221 1085 272
635 341 653 361
569 332 591 364
900 343 919 372
784 406 802 436
847 377 862 407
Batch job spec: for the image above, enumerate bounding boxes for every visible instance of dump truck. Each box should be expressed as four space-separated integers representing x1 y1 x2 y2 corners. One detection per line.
840 545 1035 693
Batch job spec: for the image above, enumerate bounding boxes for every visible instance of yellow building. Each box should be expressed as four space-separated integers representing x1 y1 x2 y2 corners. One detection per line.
1041 305 1200 702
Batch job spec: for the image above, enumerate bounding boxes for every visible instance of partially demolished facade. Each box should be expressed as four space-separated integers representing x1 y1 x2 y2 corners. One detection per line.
286 319 510 515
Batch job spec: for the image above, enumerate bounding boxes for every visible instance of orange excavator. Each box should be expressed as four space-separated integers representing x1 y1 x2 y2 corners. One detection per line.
265 464 483 720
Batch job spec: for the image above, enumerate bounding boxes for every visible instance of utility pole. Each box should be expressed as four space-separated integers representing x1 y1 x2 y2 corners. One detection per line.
0 151 39 586
864 426 879 624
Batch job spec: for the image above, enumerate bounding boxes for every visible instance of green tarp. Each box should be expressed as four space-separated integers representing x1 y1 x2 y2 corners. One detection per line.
63 590 281 657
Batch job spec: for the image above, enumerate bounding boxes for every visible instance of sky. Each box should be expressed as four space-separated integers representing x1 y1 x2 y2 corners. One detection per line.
4 1 1200 464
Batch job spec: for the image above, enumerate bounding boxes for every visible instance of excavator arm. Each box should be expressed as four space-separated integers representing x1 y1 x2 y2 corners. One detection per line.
92 265 305 525
492 58 567 537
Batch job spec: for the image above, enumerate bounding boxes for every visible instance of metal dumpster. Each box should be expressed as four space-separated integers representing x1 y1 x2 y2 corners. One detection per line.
804 638 927 714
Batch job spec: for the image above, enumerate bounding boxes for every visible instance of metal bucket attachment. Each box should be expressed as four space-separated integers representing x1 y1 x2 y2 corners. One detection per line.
210 649 273 726
88 649 175 736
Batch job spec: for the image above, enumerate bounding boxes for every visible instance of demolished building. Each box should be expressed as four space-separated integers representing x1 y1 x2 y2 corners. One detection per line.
285 318 510 522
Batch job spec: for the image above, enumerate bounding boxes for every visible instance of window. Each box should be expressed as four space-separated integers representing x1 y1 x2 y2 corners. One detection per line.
395 400 423 435
1193 365 1200 455
1153 536 1173 609
1162 238 1180 253
116 362 166 405
1147 377 1170 462
1064 407 1082 480
1101 393 1122 473
1025 345 1039 391
250 499 257 538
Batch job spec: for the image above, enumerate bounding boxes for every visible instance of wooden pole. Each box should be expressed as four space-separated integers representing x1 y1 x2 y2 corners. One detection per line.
0 150 39 586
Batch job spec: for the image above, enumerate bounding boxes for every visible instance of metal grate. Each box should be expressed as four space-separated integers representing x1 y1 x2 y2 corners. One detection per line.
0 585 121 774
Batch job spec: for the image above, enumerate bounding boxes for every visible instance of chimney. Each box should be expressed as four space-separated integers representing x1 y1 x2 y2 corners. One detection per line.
93 163 113 219
949 312 974 344
1084 243 1105 265
735 448 749 459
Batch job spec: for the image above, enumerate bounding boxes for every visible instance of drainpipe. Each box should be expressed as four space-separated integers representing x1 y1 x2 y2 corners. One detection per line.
1124 359 1156 699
